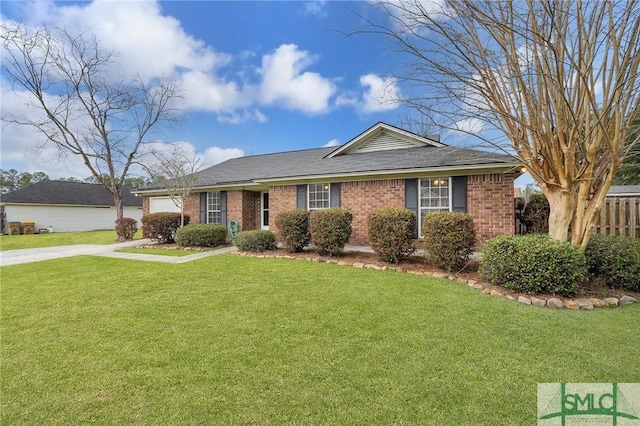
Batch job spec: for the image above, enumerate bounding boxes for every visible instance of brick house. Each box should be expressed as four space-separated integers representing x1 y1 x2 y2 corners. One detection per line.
134 123 521 247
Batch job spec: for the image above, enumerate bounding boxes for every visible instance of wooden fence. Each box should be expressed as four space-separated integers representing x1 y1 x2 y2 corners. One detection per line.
515 196 640 239
592 197 640 239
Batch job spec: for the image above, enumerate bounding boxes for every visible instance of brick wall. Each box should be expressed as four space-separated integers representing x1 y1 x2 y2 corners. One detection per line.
467 173 516 246
183 193 200 223
227 190 260 231
341 179 405 245
142 197 149 215
268 185 298 236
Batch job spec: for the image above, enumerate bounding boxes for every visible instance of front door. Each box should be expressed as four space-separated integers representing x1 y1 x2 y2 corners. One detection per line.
261 192 269 230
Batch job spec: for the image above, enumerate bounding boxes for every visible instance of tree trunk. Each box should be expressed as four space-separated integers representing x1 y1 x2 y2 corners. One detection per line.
545 189 575 242
114 195 125 241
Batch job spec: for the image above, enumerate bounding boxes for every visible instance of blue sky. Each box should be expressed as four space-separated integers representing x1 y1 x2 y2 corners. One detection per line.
1 0 530 186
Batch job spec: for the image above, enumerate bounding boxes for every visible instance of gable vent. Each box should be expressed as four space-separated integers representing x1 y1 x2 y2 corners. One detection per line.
353 132 420 154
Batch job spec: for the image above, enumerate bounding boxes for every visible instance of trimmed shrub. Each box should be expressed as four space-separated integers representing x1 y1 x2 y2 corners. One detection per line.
176 223 227 247
585 234 640 291
235 230 277 252
141 212 190 243
310 208 353 256
368 208 416 263
115 217 138 240
521 192 550 234
421 212 476 272
275 209 311 253
479 234 587 297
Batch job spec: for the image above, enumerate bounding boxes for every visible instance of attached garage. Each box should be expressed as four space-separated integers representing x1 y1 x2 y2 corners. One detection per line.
149 196 181 213
1 181 143 234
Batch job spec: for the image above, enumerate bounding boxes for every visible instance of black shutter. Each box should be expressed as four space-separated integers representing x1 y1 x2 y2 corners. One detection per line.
296 184 307 209
330 183 341 207
199 192 206 223
405 178 419 237
220 191 227 227
452 176 467 212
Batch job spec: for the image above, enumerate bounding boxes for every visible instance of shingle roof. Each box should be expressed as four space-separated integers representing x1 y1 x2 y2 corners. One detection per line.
138 145 518 191
608 185 640 196
0 181 143 206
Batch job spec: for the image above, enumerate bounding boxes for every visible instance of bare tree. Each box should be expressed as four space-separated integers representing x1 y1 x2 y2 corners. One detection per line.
367 0 640 248
1 23 180 227
141 144 202 227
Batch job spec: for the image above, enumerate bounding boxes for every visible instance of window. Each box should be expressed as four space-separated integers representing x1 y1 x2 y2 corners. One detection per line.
207 191 221 224
419 177 451 229
308 183 330 210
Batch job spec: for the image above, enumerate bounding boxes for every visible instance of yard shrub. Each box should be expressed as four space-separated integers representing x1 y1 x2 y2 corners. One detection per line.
234 230 277 252
585 234 640 291
517 192 550 234
421 212 476 272
142 212 190 243
176 223 226 247
310 208 353 256
368 208 416 263
115 217 138 240
479 234 587 297
275 209 311 253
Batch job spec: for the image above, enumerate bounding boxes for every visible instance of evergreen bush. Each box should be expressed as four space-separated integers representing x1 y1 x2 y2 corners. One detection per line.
141 212 190 243
115 217 138 240
275 209 311 253
368 208 416 263
479 234 586 297
309 208 353 256
585 234 640 291
421 212 476 272
234 230 277 252
176 223 226 247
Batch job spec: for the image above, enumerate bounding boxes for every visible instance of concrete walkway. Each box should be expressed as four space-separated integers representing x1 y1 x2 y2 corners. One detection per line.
0 239 237 267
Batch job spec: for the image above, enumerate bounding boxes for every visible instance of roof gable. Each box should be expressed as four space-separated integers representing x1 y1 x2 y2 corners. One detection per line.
326 122 445 158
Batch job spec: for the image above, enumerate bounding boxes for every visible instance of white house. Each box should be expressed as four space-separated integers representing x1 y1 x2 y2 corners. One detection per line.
1 181 143 234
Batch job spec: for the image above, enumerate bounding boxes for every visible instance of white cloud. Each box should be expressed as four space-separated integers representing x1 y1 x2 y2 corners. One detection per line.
359 74 402 113
337 74 402 114
202 146 245 167
28 0 221 81
323 139 341 147
303 1 328 17
258 44 337 114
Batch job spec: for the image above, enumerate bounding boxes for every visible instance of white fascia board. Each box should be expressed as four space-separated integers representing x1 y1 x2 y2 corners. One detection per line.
132 182 266 196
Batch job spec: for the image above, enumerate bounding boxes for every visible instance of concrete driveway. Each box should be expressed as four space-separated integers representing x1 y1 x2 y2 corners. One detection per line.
0 239 237 266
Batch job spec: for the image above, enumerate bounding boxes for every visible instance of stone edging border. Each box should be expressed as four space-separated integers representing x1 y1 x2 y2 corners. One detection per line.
234 251 639 310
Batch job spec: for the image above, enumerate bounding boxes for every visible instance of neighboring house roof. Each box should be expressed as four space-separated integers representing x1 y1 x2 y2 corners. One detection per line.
0 181 143 207
608 185 640 196
135 122 520 194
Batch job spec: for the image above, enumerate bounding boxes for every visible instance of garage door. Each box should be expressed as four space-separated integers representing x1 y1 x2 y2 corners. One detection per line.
149 196 181 213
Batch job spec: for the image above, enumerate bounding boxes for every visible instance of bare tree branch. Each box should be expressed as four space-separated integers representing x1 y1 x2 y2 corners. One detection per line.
364 0 640 247
1 23 182 237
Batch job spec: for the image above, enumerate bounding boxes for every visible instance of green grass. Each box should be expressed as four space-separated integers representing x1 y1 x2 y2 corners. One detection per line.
2 255 638 424
0 230 140 251
115 247 202 257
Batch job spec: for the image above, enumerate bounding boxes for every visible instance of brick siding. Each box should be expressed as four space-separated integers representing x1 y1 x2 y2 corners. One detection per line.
341 179 406 245
467 173 516 246
227 190 261 231
268 185 298 236
144 173 515 249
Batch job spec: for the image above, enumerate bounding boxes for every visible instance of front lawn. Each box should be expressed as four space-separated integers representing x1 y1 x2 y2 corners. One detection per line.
0 230 139 251
2 255 638 424
116 247 203 257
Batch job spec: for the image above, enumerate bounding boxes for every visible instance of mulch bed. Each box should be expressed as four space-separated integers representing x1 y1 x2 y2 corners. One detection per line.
137 243 639 303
